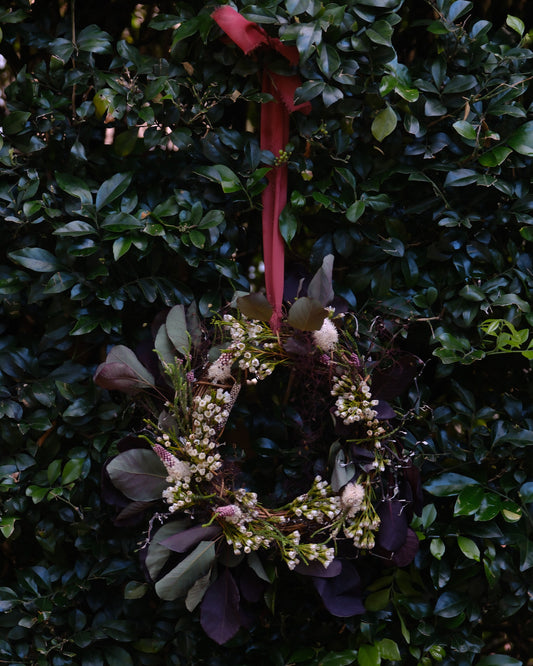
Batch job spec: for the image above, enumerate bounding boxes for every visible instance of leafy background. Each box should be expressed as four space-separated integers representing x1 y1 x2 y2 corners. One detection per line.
1 0 533 664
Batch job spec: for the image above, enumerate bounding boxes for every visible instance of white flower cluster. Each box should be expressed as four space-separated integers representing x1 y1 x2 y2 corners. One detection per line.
221 314 276 380
218 490 274 556
343 508 381 549
340 481 366 518
288 476 341 524
312 317 339 352
158 388 234 512
206 351 234 383
331 374 386 440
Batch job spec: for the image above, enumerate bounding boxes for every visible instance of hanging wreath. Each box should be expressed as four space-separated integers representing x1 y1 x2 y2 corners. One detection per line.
94 257 424 645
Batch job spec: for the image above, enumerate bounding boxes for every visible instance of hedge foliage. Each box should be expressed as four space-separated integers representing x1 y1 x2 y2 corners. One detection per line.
1 0 533 664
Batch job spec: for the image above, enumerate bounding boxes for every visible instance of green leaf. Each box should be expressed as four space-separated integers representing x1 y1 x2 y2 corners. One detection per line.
477 656 522 666
2 110 31 134
448 1 473 22
424 472 480 496
96 173 132 210
77 24 112 53
8 247 62 273
320 650 360 666
279 206 298 244
365 20 393 46
295 80 326 104
377 638 401 661
165 304 190 356
508 121 533 156
434 591 468 617
62 458 85 485
506 14 525 36
287 297 327 331
106 449 168 501
365 587 390 612
346 201 365 223
55 172 93 204
308 254 334 306
519 482 533 503
371 106 397 142
53 220 97 237
330 447 355 493
185 571 212 611
430 538 446 560
237 293 273 322
155 540 216 601
454 485 484 516
452 120 477 140
475 493 502 522
104 646 133 666
317 42 341 78
357 644 380 666
145 521 190 580
457 536 480 561
478 146 512 167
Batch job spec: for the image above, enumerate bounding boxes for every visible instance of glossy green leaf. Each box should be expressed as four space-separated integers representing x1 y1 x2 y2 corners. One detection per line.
424 473 480 496
357 644 380 666
506 14 525 36
457 536 480 561
508 121 533 156
96 173 132 210
454 485 484 516
371 106 397 142
452 120 477 140
8 247 62 273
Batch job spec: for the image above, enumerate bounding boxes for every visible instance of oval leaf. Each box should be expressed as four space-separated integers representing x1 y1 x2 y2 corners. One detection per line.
287 297 327 331
106 449 168 502
155 540 216 601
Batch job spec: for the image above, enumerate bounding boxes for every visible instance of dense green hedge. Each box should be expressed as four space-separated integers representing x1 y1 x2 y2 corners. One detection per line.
1 0 533 664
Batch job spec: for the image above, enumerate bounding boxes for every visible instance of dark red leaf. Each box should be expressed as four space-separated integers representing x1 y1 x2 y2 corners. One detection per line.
200 568 241 644
375 499 408 552
391 528 419 567
161 525 222 553
294 558 342 578
371 352 423 401
313 560 365 617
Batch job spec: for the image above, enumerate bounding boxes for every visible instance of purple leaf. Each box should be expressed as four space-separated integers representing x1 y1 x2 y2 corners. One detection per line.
374 400 396 420
93 345 155 394
371 352 423 401
403 461 424 516
375 500 408 553
114 500 155 526
294 558 342 578
161 525 222 553
313 560 365 617
391 528 419 567
200 568 241 644
237 566 266 603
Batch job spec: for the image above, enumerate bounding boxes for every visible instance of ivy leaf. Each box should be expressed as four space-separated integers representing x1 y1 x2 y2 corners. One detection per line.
371 106 397 142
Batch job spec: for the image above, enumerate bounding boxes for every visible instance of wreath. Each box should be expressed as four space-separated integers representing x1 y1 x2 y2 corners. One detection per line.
95 257 423 645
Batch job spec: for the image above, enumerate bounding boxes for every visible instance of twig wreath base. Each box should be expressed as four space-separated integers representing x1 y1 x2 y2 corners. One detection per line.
95 259 423 644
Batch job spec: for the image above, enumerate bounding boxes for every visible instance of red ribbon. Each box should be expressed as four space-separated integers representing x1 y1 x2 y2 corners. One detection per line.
212 6 311 331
